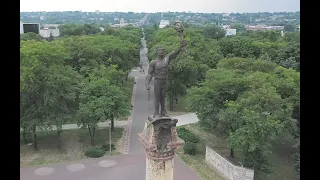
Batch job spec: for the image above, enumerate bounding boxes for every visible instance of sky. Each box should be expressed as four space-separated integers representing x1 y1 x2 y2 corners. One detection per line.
20 0 300 13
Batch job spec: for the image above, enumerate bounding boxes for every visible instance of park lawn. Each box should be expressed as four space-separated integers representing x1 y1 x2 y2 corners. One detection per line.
167 95 190 116
65 77 135 124
20 127 123 167
177 123 297 180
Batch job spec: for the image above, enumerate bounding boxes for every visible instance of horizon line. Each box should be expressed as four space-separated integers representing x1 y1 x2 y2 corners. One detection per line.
20 10 300 14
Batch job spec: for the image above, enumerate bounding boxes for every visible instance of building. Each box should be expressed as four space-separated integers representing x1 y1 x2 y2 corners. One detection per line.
119 18 129 27
245 25 284 31
20 21 24 34
120 18 125 27
159 19 170 28
20 21 40 34
225 28 237 36
43 24 61 28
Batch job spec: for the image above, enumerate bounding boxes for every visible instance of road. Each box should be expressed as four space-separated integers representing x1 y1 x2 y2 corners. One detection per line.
127 33 152 154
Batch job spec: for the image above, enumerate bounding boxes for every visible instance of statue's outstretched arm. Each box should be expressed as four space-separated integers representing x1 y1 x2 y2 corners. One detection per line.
165 40 186 65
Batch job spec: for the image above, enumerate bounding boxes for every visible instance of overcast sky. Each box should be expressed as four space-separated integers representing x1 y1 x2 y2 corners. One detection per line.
20 0 300 13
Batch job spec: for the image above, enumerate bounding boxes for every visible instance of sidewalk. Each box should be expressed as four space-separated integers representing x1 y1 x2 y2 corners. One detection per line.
20 121 128 132
21 113 199 132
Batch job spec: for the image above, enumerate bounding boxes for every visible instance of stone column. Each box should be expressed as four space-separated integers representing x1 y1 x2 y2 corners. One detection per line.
138 116 184 180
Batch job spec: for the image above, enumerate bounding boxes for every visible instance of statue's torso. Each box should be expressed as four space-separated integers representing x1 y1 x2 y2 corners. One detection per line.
153 59 168 80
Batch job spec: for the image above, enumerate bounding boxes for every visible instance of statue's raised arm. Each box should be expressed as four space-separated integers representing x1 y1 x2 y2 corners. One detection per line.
165 21 187 65
164 40 187 65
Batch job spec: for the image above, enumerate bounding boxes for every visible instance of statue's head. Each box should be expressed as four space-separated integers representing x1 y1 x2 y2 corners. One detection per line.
156 46 165 57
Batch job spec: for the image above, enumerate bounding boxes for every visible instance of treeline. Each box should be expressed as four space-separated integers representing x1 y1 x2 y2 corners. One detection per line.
20 26 142 150
145 26 300 177
21 11 145 24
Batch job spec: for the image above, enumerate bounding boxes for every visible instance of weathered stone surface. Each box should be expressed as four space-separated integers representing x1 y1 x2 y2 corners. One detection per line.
205 146 255 180
66 163 85 172
146 157 174 180
98 160 117 168
138 116 184 180
34 167 55 176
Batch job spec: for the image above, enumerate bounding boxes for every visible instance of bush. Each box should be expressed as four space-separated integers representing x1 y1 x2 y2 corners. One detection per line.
177 127 199 143
183 142 197 155
100 144 116 152
84 147 105 158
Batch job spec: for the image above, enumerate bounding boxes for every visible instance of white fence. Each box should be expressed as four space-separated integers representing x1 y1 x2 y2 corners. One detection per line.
205 146 254 180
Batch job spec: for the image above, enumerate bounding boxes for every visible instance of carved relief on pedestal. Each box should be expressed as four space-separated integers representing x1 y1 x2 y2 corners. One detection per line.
138 116 184 161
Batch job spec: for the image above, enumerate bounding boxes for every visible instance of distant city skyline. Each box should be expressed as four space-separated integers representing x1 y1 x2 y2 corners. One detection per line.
20 0 300 13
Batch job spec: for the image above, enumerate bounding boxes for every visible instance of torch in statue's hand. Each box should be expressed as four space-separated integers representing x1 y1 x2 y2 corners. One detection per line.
173 21 187 50
173 21 184 34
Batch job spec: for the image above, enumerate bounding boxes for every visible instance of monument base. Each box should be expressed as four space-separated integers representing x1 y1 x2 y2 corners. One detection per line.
138 116 184 180
146 157 174 180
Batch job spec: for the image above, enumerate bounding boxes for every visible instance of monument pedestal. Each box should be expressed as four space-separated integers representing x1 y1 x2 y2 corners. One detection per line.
138 116 184 180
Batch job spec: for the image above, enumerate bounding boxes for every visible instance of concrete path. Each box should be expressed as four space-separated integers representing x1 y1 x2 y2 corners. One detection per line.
20 154 201 180
126 36 153 154
23 113 199 132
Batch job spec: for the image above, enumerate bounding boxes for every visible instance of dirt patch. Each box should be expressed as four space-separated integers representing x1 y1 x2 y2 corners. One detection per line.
20 127 123 167
167 111 188 117
115 129 125 154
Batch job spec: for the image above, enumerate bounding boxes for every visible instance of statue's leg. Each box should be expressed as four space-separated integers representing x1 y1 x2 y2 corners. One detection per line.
154 79 160 117
160 81 168 117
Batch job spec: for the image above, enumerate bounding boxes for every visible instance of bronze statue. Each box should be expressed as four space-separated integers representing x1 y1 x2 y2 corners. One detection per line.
145 21 186 119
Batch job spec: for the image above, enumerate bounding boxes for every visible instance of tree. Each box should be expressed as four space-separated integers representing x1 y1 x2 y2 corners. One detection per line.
225 86 292 171
42 65 82 149
187 57 298 171
203 25 226 39
20 40 73 150
83 24 101 35
20 32 42 41
77 75 129 145
58 35 138 78
89 65 130 131
59 24 86 36
230 23 246 32
187 68 247 132
284 24 297 32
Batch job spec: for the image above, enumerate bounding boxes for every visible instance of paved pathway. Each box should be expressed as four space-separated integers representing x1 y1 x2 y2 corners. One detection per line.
21 154 201 180
20 31 202 180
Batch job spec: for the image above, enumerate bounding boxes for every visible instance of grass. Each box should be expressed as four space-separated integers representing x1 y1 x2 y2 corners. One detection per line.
177 123 298 180
20 127 123 167
167 95 190 116
65 78 135 124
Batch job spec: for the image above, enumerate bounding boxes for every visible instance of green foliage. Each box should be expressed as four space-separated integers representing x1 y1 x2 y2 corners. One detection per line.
230 23 246 32
183 142 198 155
284 24 297 32
57 35 138 77
203 25 226 39
59 24 101 36
100 144 116 152
177 127 199 143
293 141 300 176
20 26 140 150
187 57 299 171
20 32 42 41
84 147 105 158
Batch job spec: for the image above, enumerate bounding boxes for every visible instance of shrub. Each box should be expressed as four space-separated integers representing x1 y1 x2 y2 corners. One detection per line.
183 142 197 155
177 127 199 143
84 147 105 158
100 144 116 152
